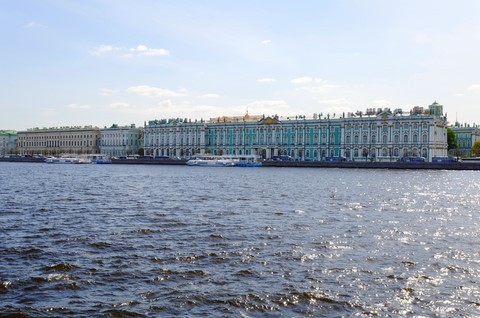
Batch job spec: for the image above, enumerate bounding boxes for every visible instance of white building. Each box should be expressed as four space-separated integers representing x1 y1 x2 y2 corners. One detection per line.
0 130 17 156
450 123 480 157
100 124 143 157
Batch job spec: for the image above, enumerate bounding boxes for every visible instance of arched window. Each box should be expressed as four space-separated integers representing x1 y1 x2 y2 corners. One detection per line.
404 134 409 143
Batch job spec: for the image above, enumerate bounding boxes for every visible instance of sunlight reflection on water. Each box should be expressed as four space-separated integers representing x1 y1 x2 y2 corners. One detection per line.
1 163 480 316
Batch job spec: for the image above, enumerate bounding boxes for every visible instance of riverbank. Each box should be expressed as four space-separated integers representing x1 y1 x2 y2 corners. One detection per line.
261 160 480 170
3 157 480 170
108 158 480 170
0 157 45 163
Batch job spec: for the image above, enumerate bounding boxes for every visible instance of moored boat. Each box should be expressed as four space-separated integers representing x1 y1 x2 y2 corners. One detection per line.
186 155 262 167
234 156 263 167
88 154 112 164
186 156 235 167
45 156 81 164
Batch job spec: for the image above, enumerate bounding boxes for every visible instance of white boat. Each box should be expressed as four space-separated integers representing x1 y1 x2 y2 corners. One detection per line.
186 156 235 167
86 154 112 164
233 155 263 167
45 156 81 164
186 155 262 167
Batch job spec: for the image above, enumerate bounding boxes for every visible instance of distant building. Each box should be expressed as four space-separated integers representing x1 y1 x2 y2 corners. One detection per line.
450 123 480 157
16 126 100 155
0 130 17 155
100 124 143 157
144 101 448 161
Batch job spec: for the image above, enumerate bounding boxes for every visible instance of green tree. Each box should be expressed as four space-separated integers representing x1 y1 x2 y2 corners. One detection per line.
447 127 458 151
472 140 480 157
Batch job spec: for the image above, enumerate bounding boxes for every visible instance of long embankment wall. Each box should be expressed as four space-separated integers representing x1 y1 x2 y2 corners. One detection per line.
261 160 480 170
3 157 480 170
110 158 480 170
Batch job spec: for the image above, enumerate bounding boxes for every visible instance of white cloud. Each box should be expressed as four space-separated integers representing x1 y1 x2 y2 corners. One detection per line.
116 100 219 118
260 39 272 45
291 76 323 84
91 45 121 56
290 76 339 95
110 102 130 109
257 78 276 83
91 44 169 58
295 84 339 94
67 103 91 110
24 21 47 29
455 93 464 97
467 84 480 91
129 45 169 57
126 85 187 97
241 100 298 116
99 88 119 96
199 93 220 99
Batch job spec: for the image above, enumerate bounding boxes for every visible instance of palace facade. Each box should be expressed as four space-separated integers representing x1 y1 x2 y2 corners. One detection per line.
450 123 480 157
16 126 101 155
100 124 144 158
144 101 448 161
0 130 17 156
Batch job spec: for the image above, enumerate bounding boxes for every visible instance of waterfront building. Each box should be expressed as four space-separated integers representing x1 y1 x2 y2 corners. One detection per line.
16 126 100 155
144 101 448 161
450 123 480 157
0 130 17 156
100 124 143 157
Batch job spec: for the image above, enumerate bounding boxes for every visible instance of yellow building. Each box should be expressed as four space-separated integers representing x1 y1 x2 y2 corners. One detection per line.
16 126 100 155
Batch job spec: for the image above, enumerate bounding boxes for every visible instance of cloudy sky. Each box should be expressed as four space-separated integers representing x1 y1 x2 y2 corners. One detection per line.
2 0 480 130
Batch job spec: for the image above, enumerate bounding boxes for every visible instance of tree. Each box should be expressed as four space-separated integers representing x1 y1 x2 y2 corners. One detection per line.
472 140 480 157
447 128 458 151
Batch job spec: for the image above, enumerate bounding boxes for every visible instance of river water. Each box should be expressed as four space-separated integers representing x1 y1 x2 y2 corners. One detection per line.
1 162 480 317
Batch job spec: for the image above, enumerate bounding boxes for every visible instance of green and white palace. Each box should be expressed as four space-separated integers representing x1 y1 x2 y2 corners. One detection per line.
144 101 448 161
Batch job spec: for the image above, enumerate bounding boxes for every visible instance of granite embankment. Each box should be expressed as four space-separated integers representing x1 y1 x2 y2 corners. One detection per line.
2 157 480 170
261 160 480 170
111 158 480 170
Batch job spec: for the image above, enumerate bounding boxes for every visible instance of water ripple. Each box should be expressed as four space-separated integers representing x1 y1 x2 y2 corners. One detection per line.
1 163 480 316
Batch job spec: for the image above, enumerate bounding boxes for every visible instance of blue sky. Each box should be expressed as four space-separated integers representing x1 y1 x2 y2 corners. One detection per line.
2 0 480 130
